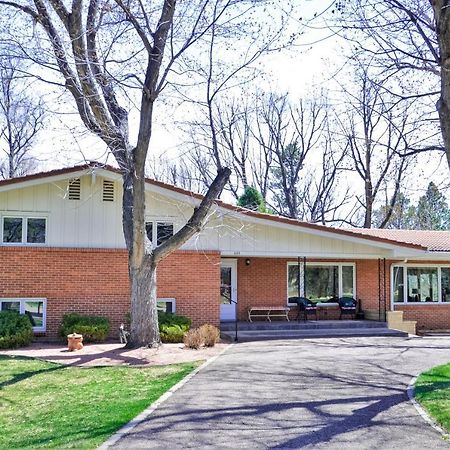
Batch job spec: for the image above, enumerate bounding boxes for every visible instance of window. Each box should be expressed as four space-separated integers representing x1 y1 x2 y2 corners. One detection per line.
2 217 47 244
157 298 176 314
287 263 355 304
145 221 174 246
392 265 450 304
0 298 46 332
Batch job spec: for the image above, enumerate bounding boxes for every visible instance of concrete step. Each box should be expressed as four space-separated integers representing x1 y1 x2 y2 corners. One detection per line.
221 327 408 342
220 320 387 332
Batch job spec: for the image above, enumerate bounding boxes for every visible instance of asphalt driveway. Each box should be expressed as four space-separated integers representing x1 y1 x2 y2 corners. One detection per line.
113 336 450 449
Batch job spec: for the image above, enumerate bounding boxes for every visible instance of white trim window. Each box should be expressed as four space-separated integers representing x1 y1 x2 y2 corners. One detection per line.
1 216 47 245
0 298 47 332
287 262 356 305
392 264 450 304
157 298 176 314
145 221 174 247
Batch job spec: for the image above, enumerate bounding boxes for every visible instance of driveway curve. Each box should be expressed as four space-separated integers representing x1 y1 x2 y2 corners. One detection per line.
113 336 450 449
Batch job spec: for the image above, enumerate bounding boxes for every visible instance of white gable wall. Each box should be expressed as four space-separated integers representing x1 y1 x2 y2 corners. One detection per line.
0 172 426 258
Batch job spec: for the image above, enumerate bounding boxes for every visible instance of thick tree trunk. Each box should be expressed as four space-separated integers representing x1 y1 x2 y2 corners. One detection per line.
122 163 160 348
128 260 159 347
432 0 450 170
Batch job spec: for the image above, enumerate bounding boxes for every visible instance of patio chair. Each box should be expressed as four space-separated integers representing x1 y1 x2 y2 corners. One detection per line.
338 297 357 320
290 297 318 321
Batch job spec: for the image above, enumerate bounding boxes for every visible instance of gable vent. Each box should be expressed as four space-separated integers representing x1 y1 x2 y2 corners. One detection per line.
68 178 81 200
102 180 115 202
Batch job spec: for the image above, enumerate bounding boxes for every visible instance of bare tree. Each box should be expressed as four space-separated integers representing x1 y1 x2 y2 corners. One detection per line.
331 1 446 167
337 66 415 228
0 59 44 178
0 0 302 347
255 93 328 218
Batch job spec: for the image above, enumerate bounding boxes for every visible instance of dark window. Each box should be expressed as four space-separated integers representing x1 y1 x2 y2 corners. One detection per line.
145 222 153 243
27 218 46 243
442 268 450 302
68 178 81 200
157 223 173 245
3 217 22 243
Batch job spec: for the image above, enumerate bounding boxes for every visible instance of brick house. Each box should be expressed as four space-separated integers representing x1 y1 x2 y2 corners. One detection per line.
1 162 450 338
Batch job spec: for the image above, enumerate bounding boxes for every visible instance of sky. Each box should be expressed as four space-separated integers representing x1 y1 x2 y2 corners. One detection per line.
20 0 450 206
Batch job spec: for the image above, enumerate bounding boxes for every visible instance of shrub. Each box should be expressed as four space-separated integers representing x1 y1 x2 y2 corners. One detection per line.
158 311 191 344
183 328 203 349
199 324 220 347
59 313 111 342
0 311 33 349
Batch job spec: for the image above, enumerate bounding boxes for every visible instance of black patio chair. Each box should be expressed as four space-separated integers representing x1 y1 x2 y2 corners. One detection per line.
289 297 318 321
338 297 357 320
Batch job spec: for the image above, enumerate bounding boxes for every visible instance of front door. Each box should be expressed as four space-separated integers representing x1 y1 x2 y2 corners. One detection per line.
220 259 237 321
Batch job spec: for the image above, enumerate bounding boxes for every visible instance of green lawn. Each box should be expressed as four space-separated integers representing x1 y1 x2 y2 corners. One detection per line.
415 362 450 434
0 355 200 449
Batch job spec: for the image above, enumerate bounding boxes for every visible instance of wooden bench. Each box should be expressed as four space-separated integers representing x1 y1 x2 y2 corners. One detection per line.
248 306 290 322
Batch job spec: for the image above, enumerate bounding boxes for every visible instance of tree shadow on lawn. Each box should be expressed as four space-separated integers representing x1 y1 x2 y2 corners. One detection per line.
6 345 153 367
0 355 63 390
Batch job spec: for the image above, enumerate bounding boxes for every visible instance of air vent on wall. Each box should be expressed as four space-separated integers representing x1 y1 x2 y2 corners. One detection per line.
102 180 115 202
68 178 81 200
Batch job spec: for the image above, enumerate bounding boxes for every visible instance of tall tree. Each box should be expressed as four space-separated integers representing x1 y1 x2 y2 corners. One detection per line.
332 1 446 168
414 181 450 230
0 0 296 347
0 60 44 179
373 192 415 229
337 66 414 228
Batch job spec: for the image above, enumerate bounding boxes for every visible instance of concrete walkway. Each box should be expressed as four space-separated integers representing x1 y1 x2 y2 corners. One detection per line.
113 336 450 449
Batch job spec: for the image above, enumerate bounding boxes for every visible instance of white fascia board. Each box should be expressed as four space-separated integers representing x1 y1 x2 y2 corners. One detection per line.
220 250 389 259
216 206 427 255
0 170 92 192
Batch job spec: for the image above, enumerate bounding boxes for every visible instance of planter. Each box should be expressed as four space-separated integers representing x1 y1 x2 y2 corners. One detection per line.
67 333 84 351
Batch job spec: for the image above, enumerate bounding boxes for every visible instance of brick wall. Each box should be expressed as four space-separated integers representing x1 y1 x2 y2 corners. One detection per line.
0 247 220 339
235 257 450 329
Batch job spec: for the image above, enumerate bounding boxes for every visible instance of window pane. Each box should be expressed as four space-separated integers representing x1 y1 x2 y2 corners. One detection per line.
157 223 173 246
393 267 404 303
27 218 46 243
24 301 44 328
145 222 153 243
407 268 438 302
220 267 232 305
306 266 338 303
1 301 20 312
157 300 175 313
441 268 450 302
287 265 301 301
3 217 22 243
342 266 354 297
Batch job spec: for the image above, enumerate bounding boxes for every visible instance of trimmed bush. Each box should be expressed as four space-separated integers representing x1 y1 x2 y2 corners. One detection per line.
59 313 111 342
183 328 203 349
0 311 33 349
199 324 220 347
158 311 191 344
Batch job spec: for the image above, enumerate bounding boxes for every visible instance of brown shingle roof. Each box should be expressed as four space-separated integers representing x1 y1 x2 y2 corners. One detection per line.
1 162 448 252
347 229 450 252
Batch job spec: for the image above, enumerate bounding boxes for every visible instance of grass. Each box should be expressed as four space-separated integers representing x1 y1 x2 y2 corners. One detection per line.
415 362 450 434
0 355 200 449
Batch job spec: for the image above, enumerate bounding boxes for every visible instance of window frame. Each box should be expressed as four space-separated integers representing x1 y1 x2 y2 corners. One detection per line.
145 219 174 247
286 262 356 305
1 215 48 245
391 263 450 306
156 298 176 314
0 298 47 332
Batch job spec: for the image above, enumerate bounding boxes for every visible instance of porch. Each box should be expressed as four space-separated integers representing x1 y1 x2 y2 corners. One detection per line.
220 319 407 342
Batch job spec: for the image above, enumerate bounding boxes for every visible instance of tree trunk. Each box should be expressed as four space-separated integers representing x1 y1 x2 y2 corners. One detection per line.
128 260 159 347
122 163 160 348
432 0 450 170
